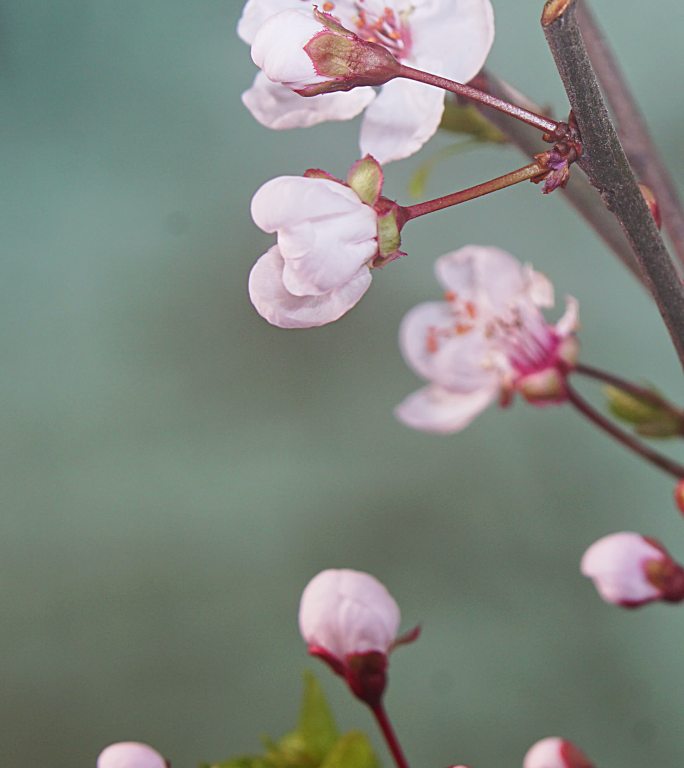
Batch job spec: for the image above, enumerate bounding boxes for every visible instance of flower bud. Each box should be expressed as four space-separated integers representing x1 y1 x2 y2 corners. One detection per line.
523 737 594 768
581 532 684 607
97 742 167 768
251 8 400 97
299 569 416 706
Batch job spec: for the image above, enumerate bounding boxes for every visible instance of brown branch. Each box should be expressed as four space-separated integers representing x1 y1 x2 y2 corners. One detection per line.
575 0 684 269
542 0 684 373
468 71 643 284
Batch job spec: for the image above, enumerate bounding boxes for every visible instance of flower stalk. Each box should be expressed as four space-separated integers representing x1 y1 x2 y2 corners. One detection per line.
369 703 411 768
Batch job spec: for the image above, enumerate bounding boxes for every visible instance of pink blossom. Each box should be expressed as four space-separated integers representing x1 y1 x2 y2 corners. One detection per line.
580 532 684 608
299 568 418 705
249 157 405 328
97 743 167 768
523 738 593 768
238 0 495 163
395 246 579 434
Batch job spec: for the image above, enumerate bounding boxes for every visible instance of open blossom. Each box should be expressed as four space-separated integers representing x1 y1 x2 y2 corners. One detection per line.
249 156 405 328
580 532 684 608
238 0 495 163
395 246 579 434
523 738 594 768
299 568 418 705
97 742 167 768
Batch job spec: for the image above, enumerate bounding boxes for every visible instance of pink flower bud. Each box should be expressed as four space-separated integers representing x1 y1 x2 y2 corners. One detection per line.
523 737 593 768
97 742 167 768
581 532 684 607
299 569 417 706
251 8 400 97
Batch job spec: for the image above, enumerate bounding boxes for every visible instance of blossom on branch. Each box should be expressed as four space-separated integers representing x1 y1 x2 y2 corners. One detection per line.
581 532 684 608
299 568 418 706
523 737 594 768
395 246 579 434
238 0 495 163
248 156 405 328
97 742 167 768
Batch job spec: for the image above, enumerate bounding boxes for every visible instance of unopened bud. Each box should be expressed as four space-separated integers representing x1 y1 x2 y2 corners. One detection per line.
252 8 400 98
639 184 662 229
604 385 683 438
97 742 168 768
581 532 684 607
523 737 594 768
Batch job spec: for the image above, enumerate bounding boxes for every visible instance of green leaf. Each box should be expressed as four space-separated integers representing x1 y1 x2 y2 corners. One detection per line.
605 385 662 424
295 671 339 761
319 732 380 768
200 757 272 768
439 102 507 143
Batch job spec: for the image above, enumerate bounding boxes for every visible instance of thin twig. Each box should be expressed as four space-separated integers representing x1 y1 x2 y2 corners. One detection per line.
542 0 684 373
566 381 684 479
575 0 684 268
466 71 643 284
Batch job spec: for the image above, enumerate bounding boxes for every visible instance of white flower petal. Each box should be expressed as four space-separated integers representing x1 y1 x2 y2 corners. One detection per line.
251 176 377 294
395 384 497 434
360 79 445 164
434 245 530 311
237 0 308 44
555 295 580 338
580 532 663 606
526 266 555 308
97 742 167 768
242 73 376 130
399 302 497 391
299 569 401 660
248 246 372 328
410 0 495 83
251 10 325 87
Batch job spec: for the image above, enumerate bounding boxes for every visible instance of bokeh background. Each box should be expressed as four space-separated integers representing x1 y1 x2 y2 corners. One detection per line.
3 2 684 766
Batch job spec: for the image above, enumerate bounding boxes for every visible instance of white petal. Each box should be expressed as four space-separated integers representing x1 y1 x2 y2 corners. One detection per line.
399 302 497 391
299 569 401 660
251 176 377 294
97 743 167 768
555 295 580 338
360 79 445 164
395 384 497 434
410 0 495 83
242 73 376 130
248 246 372 328
523 737 594 768
525 266 555 308
237 0 308 44
580 532 663 605
434 245 528 312
251 10 325 87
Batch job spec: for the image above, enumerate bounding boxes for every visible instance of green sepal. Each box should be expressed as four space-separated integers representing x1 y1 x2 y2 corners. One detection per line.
319 732 380 768
347 156 383 206
377 208 401 258
605 385 683 440
440 102 507 143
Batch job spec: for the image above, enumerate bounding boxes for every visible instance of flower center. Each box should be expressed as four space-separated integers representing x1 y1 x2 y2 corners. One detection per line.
486 304 559 377
321 1 413 59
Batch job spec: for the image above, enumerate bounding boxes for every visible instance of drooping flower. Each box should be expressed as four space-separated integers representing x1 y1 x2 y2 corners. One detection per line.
97 742 167 768
580 532 684 608
248 156 405 328
238 0 495 163
299 568 418 705
523 738 594 768
395 245 579 434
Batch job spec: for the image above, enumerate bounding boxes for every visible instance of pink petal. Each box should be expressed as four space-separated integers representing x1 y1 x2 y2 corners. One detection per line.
410 0 495 83
434 245 529 311
242 73 375 130
237 0 308 44
299 569 401 660
399 302 497 392
248 246 372 328
394 384 497 434
360 79 445 164
97 742 167 768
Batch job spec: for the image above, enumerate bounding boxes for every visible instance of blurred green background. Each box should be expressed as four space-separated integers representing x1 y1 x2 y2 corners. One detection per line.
2 2 684 766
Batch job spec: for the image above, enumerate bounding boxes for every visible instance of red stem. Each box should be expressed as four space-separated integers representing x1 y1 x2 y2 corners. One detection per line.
397 64 561 136
402 161 546 221
565 381 684 479
369 703 410 768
